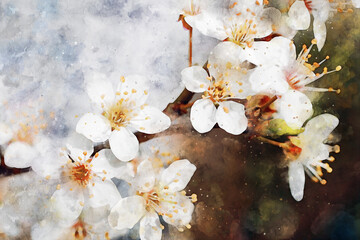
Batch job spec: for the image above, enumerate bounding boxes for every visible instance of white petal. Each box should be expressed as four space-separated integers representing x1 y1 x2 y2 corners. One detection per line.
4 142 37 168
300 113 339 143
260 7 282 34
76 113 111 142
249 66 289 95
226 68 256 99
130 106 171 134
115 75 149 107
254 8 278 38
288 161 305 201
134 160 156 193
275 16 298 39
160 193 194 227
160 159 196 192
91 149 134 179
109 128 139 161
274 90 313 129
139 212 162 240
108 196 146 230
352 0 360 8
313 18 327 51
50 182 84 224
287 1 311 30
244 37 296 67
31 138 66 179
181 66 210 93
190 99 216 133
0 123 13 145
300 143 330 166
216 101 248 135
66 132 94 161
86 178 121 208
85 71 115 108
185 12 228 40
208 42 248 76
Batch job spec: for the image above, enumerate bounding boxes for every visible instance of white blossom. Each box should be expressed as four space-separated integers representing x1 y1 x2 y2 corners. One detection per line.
76 73 171 161
246 36 341 128
287 114 339 201
45 134 132 225
181 42 255 134
287 0 360 50
108 160 196 240
185 0 280 49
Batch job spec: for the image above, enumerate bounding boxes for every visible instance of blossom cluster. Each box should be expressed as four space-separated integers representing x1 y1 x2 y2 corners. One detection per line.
0 0 353 239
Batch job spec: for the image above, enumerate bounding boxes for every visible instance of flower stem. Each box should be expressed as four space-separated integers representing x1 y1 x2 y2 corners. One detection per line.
260 96 278 112
257 136 285 148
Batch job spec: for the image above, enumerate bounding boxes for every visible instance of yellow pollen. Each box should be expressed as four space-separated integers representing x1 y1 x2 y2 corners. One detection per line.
334 145 340 153
71 162 92 186
191 193 197 203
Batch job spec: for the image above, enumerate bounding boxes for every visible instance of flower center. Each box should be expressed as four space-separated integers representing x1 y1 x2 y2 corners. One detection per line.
137 190 161 212
102 99 131 131
70 162 93 187
72 221 87 240
203 80 234 103
287 40 341 93
227 18 257 48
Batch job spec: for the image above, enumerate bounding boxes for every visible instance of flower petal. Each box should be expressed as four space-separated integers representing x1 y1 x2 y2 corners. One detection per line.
66 132 94 161
31 138 66 179
208 42 248 77
91 149 134 179
190 99 216 133
76 113 111 142
274 90 313 129
0 123 13 145
109 128 139 161
108 196 146 230
249 65 289 95
313 18 327 51
86 178 121 208
4 142 37 168
216 101 248 135
160 159 196 192
160 193 194 228
181 66 210 93
300 114 339 143
50 182 84 224
85 71 115 108
115 75 149 107
185 12 227 40
288 161 305 201
352 0 360 8
134 160 156 193
244 36 296 67
287 1 311 30
139 211 162 240
130 106 171 134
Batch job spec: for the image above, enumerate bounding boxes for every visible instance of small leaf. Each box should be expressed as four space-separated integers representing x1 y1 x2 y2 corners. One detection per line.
266 119 304 137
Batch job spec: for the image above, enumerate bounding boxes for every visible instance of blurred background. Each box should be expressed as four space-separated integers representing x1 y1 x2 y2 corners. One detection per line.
0 1 359 240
